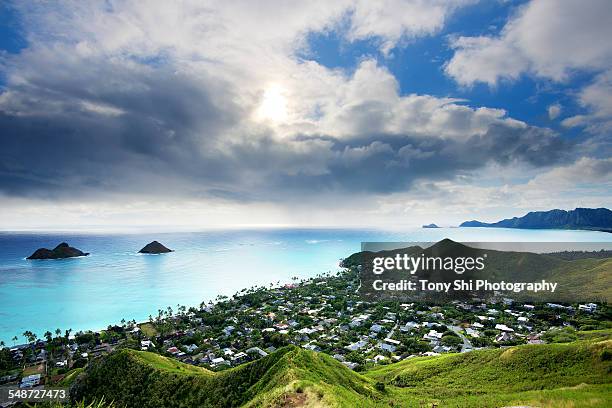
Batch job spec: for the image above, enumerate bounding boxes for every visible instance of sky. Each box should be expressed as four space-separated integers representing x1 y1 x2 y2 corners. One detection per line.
0 0 610 230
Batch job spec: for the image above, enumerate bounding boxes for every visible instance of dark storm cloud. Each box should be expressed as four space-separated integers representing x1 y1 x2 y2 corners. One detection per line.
0 48 576 202
0 51 247 198
256 127 572 197
0 104 574 202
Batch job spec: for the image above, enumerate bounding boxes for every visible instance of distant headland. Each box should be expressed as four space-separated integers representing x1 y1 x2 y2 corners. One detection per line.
422 223 440 228
27 242 89 260
460 208 612 232
139 241 173 254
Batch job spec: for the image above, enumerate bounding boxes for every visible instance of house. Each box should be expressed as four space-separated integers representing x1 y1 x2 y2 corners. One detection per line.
379 342 396 353
495 324 514 332
20 374 41 388
346 340 368 351
185 344 198 353
232 352 248 363
333 354 346 362
373 355 386 363
36 349 47 362
298 327 317 335
579 303 597 313
495 332 513 343
432 345 451 353
141 340 153 350
167 346 180 355
527 333 544 344
465 328 480 338
423 330 443 341
349 318 363 328
546 303 569 310
211 357 229 367
400 321 419 332
370 324 383 333
342 361 359 370
303 343 321 352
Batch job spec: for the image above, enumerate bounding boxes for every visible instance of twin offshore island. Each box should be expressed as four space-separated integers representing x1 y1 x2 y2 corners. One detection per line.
372 279 558 293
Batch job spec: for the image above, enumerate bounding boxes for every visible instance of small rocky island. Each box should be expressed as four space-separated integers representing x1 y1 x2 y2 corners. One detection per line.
422 223 440 228
139 241 173 254
27 242 89 260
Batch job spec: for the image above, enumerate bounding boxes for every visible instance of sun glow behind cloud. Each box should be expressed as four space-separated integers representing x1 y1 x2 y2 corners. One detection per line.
256 85 288 123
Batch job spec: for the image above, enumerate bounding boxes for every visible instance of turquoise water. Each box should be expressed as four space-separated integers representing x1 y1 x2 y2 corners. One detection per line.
1 227 610 344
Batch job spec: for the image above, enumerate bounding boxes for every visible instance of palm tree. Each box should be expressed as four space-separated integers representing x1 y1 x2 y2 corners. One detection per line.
23 331 36 344
55 328 61 338
44 331 52 343
0 341 5 349
12 336 18 346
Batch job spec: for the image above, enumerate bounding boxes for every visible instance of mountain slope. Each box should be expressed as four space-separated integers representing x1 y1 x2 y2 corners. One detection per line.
70 345 378 407
347 239 612 302
67 337 612 407
366 338 612 407
460 207 612 232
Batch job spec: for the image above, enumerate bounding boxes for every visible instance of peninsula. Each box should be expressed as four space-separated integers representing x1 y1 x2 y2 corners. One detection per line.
460 208 612 232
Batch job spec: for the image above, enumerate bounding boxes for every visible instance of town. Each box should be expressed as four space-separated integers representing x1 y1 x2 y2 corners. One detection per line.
0 265 609 399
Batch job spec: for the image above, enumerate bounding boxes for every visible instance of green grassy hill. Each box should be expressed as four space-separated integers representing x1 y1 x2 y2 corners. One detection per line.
367 338 612 407
348 239 612 302
65 337 612 407
70 345 378 407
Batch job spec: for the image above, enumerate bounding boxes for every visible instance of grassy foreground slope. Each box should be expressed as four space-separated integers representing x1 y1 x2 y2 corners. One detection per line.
367 338 612 407
70 339 612 407
70 345 378 407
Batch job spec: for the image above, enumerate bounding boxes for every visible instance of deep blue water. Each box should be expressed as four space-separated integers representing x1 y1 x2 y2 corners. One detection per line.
1 227 611 344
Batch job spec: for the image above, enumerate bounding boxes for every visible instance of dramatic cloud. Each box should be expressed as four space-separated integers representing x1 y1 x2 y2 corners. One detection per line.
0 0 607 228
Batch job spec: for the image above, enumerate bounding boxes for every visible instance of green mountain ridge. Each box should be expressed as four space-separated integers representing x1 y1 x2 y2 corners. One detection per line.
65 338 612 407
460 207 612 232
69 345 376 407
345 239 612 302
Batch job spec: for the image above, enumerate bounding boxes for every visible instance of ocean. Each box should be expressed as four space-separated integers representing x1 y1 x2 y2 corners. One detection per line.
1 227 610 344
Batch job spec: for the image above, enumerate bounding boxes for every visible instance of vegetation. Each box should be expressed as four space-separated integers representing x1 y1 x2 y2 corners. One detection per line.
64 336 611 407
70 345 377 407
28 398 120 408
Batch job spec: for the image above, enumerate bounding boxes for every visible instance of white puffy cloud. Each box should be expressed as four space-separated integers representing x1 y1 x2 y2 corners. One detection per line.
445 0 612 85
347 0 475 55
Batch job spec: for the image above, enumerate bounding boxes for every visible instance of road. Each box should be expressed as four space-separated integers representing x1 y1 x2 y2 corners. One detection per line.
450 325 473 352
